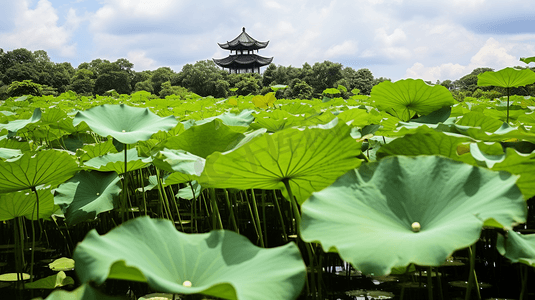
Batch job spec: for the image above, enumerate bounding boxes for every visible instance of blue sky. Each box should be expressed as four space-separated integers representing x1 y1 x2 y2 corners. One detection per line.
1 0 534 82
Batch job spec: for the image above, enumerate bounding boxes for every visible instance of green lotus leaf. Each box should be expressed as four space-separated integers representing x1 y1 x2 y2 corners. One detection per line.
466 123 535 144
0 148 22 160
337 108 371 127
323 88 340 95
200 122 362 204
73 104 178 144
252 92 277 109
371 79 455 121
520 57 535 64
83 148 151 174
478 68 535 88
73 216 306 300
497 231 535 267
492 148 535 199
0 136 31 152
281 103 317 115
43 283 125 300
49 257 75 271
153 149 205 183
300 156 526 276
376 126 475 164
0 150 78 193
55 171 121 225
76 139 118 162
24 271 74 289
165 119 245 158
410 106 452 124
455 111 503 132
176 180 202 200
0 108 41 133
0 188 55 221
469 143 505 168
271 84 288 91
194 110 255 127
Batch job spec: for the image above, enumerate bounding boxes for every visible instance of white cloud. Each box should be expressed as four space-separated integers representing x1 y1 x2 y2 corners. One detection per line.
127 50 158 71
469 37 518 67
325 40 358 58
0 0 80 57
376 28 407 46
404 38 523 81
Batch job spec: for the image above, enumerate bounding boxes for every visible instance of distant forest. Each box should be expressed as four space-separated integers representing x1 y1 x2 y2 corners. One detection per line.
1 48 534 101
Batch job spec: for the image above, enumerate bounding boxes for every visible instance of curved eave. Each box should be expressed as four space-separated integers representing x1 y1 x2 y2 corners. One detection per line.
213 54 274 68
218 41 269 51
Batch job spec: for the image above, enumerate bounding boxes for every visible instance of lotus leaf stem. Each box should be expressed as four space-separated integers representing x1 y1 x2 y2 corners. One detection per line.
250 189 265 247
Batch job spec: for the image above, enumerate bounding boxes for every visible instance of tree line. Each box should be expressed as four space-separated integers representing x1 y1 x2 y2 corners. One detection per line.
1 48 534 101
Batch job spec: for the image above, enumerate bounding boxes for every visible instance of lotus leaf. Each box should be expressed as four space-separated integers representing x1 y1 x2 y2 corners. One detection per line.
370 79 455 121
43 283 125 300
49 257 75 271
0 150 78 193
73 216 306 300
493 148 535 199
455 111 503 132
0 107 41 133
0 188 55 221
24 271 74 289
376 126 475 164
270 84 288 91
252 92 277 109
153 149 205 183
194 109 255 127
477 68 535 88
76 139 117 162
73 104 177 144
84 148 151 174
165 119 245 158
200 122 362 204
0 148 22 160
520 57 535 64
497 231 535 267
55 171 121 225
410 106 452 124
300 156 526 276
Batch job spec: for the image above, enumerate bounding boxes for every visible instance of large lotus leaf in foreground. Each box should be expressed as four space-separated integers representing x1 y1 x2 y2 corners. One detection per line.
0 150 78 193
497 231 535 267
300 156 526 276
73 104 177 144
54 171 122 225
370 79 455 122
200 121 362 204
73 216 305 300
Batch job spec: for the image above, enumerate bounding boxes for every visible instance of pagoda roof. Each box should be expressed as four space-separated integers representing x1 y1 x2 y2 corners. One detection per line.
213 54 273 69
218 27 269 51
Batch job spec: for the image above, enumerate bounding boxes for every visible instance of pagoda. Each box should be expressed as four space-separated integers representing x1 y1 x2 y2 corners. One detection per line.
213 27 273 74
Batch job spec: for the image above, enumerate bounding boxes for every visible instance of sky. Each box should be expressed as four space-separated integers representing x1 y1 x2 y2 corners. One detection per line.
1 0 535 82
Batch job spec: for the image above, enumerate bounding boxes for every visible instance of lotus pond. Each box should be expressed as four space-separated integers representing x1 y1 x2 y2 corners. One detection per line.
1 65 535 300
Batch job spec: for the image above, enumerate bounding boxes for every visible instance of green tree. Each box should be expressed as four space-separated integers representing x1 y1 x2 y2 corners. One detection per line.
288 78 313 99
7 80 42 97
174 60 228 97
307 61 343 97
234 74 260 96
262 63 277 86
68 69 95 95
134 79 154 93
150 67 175 95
